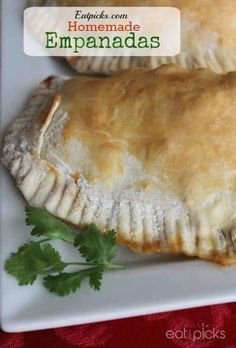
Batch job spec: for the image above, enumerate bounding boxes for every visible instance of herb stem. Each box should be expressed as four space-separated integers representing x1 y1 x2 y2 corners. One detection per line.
36 238 51 244
65 262 96 267
104 263 127 270
65 261 126 269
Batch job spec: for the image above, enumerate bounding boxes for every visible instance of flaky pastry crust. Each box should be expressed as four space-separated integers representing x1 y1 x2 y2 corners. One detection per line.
2 65 236 264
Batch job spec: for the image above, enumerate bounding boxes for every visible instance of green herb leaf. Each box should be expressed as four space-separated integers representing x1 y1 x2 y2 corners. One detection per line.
5 242 66 285
5 207 126 297
44 267 104 296
74 224 117 264
88 267 103 290
26 206 76 243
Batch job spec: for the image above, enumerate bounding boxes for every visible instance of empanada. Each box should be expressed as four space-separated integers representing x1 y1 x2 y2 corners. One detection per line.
2 65 236 264
31 0 236 74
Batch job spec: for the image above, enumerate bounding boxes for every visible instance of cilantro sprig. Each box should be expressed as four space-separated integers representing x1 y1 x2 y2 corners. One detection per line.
5 207 126 296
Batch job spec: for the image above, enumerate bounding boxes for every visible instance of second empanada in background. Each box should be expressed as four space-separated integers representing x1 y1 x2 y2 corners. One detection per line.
32 0 236 74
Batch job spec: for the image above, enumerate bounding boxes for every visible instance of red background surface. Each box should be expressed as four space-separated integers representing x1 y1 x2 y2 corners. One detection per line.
1 302 236 348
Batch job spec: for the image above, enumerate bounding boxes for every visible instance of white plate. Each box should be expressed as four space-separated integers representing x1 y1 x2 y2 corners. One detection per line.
1 0 236 333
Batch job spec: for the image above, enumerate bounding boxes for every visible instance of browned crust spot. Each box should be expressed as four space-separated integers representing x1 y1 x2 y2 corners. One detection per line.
67 57 80 66
40 76 57 89
72 171 80 181
37 94 61 129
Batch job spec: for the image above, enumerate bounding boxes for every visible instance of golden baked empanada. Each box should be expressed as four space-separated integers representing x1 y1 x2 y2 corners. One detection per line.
2 65 236 264
31 0 236 74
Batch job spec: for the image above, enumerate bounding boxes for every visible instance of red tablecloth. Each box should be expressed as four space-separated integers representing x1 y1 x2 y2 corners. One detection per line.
1 302 236 348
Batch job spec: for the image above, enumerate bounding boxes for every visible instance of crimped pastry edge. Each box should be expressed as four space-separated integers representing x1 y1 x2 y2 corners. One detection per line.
67 51 236 76
2 75 236 265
